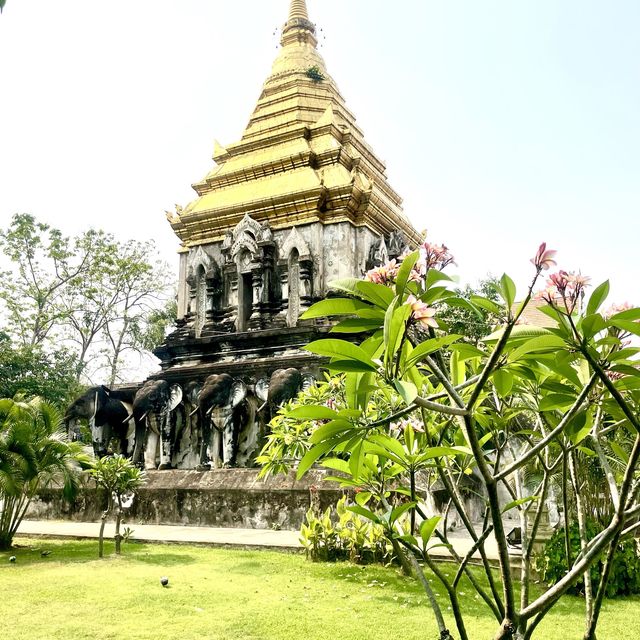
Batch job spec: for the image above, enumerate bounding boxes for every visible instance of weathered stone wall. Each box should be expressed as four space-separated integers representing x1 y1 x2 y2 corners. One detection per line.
27 469 345 531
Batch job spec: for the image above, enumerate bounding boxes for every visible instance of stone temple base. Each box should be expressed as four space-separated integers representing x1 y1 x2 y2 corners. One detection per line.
27 469 344 531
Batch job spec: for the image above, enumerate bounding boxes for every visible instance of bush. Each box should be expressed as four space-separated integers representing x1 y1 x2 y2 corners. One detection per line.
535 521 640 597
300 496 393 565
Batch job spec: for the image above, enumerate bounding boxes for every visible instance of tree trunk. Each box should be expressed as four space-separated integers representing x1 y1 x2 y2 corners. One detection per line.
98 509 108 558
98 495 112 558
390 537 413 577
114 496 123 555
494 619 522 640
406 552 455 640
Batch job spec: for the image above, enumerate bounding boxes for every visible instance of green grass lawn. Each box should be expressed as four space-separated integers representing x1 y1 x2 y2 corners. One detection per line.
1 537 639 640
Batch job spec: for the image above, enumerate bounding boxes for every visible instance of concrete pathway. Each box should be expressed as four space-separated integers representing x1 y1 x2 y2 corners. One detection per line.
17 520 301 551
17 520 520 563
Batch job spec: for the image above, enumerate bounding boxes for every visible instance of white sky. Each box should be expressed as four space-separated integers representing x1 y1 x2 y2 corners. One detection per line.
1 0 639 305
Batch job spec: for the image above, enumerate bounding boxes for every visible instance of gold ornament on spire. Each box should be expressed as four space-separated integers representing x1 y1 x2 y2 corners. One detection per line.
288 0 310 21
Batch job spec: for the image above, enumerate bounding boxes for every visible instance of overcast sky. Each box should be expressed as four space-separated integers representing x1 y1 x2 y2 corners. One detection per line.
1 0 638 304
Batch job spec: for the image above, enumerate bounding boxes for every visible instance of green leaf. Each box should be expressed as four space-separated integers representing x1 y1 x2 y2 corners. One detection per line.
586 280 610 316
493 369 514 397
349 441 364 480
471 295 503 316
367 434 408 460
304 339 376 367
309 420 354 444
395 251 420 296
499 273 516 308
483 324 553 343
328 278 362 297
347 505 381 524
450 349 465 386
609 347 640 362
394 380 418 405
539 393 576 412
509 335 567 362
610 319 640 337
405 334 462 369
286 406 339 421
297 434 349 478
420 516 441 546
394 534 419 547
502 496 539 513
610 364 640 378
610 441 629 463
426 269 453 287
389 501 417 524
581 313 607 338
355 490 372 506
356 281 396 308
609 308 640 322
449 343 486 361
319 457 350 474
442 297 483 318
417 446 473 460
327 360 379 373
300 297 372 320
330 318 383 333
384 298 411 368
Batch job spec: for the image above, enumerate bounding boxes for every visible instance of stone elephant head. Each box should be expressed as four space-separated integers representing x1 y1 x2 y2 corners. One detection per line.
255 368 316 423
64 386 136 459
132 379 183 470
197 373 255 469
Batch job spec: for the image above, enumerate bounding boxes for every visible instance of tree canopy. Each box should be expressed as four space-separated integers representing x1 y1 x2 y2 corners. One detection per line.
0 213 174 402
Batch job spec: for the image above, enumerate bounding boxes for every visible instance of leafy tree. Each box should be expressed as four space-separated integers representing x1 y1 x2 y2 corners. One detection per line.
260 241 640 640
437 277 502 344
89 454 146 557
0 214 101 348
0 213 173 384
0 334 83 407
0 397 89 550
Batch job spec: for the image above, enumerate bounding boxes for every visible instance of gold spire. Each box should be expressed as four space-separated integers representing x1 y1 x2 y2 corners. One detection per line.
288 0 310 21
170 0 421 248
281 0 317 48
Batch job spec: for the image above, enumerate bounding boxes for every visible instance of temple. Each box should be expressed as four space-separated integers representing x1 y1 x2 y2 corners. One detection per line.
157 0 420 381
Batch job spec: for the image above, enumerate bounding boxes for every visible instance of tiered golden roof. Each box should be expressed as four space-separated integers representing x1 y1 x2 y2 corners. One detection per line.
169 0 420 248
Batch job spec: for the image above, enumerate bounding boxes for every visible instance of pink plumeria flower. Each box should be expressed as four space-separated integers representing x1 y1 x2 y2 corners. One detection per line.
419 241 455 271
604 302 634 319
364 259 399 286
406 295 438 329
531 243 557 271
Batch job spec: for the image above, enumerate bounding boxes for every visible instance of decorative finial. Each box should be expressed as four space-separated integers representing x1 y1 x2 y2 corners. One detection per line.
281 0 317 47
288 0 310 22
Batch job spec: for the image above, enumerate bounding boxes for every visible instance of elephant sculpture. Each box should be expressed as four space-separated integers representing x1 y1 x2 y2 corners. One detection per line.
132 379 183 470
197 373 257 469
255 368 316 423
64 386 137 459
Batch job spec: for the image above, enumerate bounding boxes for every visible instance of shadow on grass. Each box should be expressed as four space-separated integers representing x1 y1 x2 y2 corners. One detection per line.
1 538 197 568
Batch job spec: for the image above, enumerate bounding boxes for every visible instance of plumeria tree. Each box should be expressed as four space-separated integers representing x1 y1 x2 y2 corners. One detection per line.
89 454 146 557
259 240 640 640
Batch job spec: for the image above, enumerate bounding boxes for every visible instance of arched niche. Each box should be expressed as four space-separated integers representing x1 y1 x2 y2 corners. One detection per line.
279 228 313 327
287 248 301 327
195 264 206 336
236 247 255 331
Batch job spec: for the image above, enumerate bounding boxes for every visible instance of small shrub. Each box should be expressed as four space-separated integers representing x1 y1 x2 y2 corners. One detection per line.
305 66 325 82
535 521 640 597
300 496 393 565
